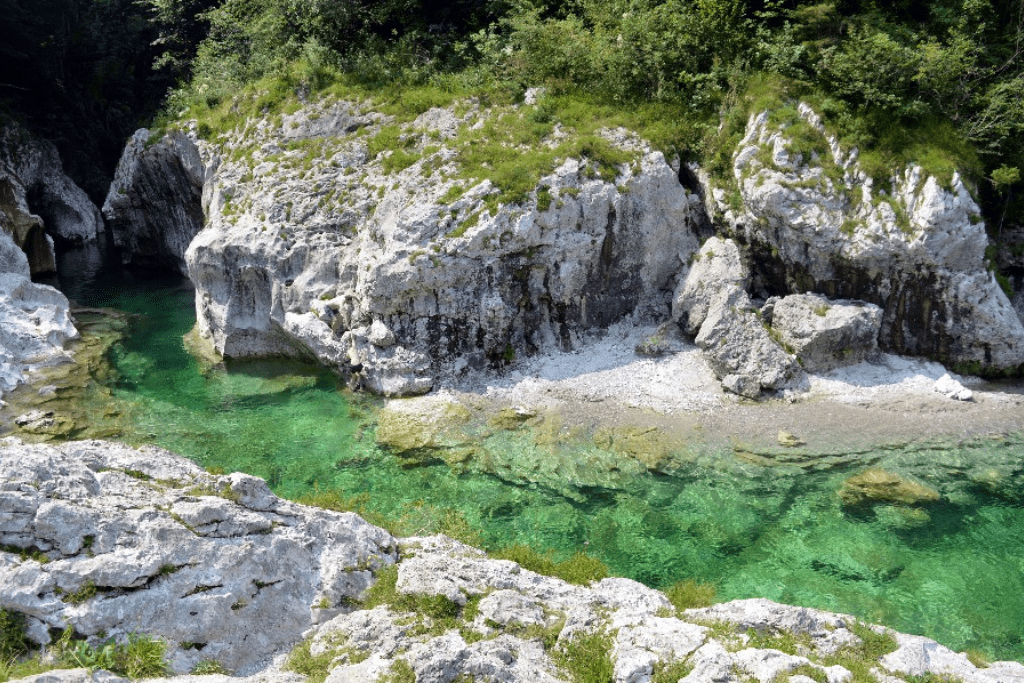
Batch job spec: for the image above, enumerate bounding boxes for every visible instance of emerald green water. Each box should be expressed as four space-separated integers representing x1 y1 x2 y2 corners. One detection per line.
60 267 1024 662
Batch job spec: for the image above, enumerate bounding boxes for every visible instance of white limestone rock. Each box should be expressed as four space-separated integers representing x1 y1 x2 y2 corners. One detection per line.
182 99 702 395
0 121 103 256
0 439 398 676
102 129 205 274
724 104 1024 371
768 293 882 371
0 245 79 396
934 372 974 401
672 236 750 336
4 442 1024 683
673 237 804 397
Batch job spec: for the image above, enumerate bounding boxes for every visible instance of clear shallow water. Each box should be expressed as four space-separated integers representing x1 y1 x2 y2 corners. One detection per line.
57 258 1024 662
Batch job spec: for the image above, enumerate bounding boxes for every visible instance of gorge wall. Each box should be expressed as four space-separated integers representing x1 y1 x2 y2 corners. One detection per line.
102 95 1024 397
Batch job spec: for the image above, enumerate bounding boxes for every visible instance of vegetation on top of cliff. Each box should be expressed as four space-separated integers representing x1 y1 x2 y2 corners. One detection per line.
146 0 1022 244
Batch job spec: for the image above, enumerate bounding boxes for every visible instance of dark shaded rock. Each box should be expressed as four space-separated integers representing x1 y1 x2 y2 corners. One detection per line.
102 129 205 274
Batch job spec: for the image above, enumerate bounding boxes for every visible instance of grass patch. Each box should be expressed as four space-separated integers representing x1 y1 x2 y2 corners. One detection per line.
0 611 29 662
361 565 460 624
379 659 416 683
492 545 609 586
283 637 336 683
652 659 695 683
553 630 615 683
663 579 717 611
191 659 230 675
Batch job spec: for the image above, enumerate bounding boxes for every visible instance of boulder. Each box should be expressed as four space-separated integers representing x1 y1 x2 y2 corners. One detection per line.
722 103 1024 372
695 287 804 398
178 99 702 395
103 129 205 274
0 439 397 675
672 236 750 336
838 468 942 507
0 232 79 396
673 238 803 397
767 293 882 371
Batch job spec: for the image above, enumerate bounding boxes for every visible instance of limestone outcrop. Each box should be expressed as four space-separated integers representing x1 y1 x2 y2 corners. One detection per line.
674 237 804 397
0 438 397 675
181 100 702 395
102 129 205 274
719 103 1024 372
3 439 1023 683
766 293 882 372
0 230 79 396
0 121 103 274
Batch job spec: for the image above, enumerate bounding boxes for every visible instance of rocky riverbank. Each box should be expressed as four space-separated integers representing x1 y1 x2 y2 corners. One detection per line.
99 93 1024 401
3 439 1024 683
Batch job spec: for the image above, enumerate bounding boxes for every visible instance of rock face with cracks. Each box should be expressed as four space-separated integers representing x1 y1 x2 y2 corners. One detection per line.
1 120 103 274
179 100 703 395
3 444 1023 683
767 293 882 372
0 230 79 397
0 439 397 675
674 237 804 397
722 104 1024 372
102 129 205 274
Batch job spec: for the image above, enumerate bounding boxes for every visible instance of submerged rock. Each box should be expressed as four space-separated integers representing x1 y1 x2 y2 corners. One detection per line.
102 129 205 274
838 468 942 507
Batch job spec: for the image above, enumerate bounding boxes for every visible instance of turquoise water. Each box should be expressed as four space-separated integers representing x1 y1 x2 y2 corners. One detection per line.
60 265 1024 662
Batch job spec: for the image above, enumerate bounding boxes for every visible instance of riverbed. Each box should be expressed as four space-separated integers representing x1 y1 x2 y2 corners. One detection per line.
7 246 1024 662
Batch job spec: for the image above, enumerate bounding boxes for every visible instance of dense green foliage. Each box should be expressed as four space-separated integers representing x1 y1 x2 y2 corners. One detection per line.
1 0 1022 247
154 0 1023 235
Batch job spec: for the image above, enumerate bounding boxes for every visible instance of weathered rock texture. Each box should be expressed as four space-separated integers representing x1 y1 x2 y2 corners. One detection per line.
179 101 702 395
674 237 804 397
102 129 205 274
767 293 882 372
1 121 103 274
3 443 1022 683
0 439 397 675
720 103 1024 372
0 229 78 396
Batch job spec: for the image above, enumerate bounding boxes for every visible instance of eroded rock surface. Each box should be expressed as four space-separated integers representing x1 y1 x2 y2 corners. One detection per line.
722 104 1024 372
0 231 78 397
1 121 103 276
180 100 702 395
674 237 804 397
767 293 882 372
0 439 397 675
102 129 205 274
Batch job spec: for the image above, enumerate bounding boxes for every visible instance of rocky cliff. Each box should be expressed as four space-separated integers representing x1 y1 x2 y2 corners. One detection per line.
0 121 103 275
712 105 1024 372
102 129 205 275
105 96 1024 397
3 439 1023 683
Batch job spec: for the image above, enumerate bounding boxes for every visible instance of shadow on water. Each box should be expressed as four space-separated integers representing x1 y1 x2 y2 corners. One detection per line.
45 244 1024 663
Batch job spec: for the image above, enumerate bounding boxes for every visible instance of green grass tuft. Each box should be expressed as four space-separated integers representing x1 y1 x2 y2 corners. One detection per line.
663 579 717 611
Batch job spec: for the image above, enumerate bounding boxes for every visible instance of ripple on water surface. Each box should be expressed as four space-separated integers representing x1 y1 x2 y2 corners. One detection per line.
64 268 1024 663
